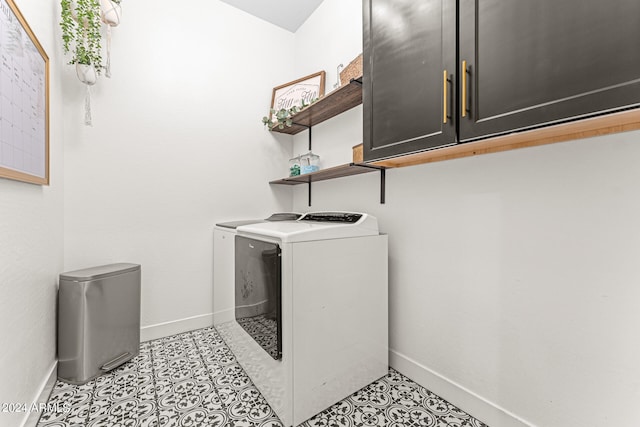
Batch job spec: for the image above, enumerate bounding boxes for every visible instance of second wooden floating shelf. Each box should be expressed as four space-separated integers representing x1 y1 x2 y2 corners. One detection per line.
270 163 378 185
270 163 386 205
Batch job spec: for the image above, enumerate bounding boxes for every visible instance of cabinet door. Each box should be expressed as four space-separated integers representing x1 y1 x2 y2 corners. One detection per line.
363 0 457 162
459 0 640 142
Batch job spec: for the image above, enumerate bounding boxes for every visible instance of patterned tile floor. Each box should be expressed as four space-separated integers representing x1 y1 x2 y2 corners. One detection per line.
37 326 488 427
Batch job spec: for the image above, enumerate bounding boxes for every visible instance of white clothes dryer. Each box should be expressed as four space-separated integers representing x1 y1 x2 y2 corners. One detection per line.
218 212 388 427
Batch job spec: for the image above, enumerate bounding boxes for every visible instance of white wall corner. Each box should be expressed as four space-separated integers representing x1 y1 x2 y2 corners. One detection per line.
213 308 235 326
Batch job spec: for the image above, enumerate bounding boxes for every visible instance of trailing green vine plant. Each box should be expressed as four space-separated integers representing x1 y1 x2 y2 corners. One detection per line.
261 97 320 130
60 0 104 72
263 106 300 130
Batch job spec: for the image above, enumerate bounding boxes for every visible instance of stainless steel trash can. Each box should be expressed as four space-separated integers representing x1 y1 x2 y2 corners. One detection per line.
57 263 141 384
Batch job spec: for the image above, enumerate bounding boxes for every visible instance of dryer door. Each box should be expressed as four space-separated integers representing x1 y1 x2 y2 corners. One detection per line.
234 235 282 360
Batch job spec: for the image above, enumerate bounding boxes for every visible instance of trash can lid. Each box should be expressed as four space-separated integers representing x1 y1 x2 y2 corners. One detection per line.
60 263 140 282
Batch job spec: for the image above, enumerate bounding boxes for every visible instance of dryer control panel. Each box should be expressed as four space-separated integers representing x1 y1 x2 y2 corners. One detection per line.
299 212 362 223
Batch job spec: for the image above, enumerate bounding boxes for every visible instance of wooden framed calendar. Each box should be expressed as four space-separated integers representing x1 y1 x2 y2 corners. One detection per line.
0 0 49 185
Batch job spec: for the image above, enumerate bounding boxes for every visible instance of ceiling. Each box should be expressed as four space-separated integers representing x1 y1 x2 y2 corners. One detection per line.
219 0 324 32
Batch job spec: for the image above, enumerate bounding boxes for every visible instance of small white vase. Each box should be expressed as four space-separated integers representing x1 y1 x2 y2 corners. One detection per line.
100 0 122 26
75 63 97 85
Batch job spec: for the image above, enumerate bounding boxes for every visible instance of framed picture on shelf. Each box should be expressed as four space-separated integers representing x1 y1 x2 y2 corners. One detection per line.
0 0 50 185
269 71 325 120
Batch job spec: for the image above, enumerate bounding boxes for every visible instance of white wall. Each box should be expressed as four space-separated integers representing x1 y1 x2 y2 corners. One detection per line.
291 0 363 169
0 1 63 426
291 2 640 427
62 0 295 340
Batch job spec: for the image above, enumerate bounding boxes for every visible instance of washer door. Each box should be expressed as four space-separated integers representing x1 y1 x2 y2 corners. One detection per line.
234 235 282 360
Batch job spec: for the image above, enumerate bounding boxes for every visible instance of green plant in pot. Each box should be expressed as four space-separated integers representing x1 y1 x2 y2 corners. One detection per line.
60 0 104 78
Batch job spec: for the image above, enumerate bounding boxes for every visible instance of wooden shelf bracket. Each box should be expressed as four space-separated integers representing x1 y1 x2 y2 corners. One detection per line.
294 124 311 151
354 164 386 204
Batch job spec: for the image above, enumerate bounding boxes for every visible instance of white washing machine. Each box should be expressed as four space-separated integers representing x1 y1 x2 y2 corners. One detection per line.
213 213 300 325
217 212 388 427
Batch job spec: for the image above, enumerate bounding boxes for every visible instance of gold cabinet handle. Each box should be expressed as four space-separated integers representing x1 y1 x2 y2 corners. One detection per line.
461 60 467 118
443 70 448 124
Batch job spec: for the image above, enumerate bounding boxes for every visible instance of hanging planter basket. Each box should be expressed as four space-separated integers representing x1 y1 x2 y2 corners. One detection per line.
76 63 97 126
75 63 97 85
100 0 121 26
61 0 124 125
100 0 121 77
61 0 104 73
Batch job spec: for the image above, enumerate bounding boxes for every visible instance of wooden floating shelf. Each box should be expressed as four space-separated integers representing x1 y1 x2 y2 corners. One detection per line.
270 77 363 135
270 163 378 185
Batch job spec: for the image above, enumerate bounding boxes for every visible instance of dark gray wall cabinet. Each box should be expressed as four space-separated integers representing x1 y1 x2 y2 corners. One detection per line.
363 0 457 161
364 0 640 162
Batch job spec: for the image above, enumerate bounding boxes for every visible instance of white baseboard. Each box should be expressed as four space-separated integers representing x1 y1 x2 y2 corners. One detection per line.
21 361 57 427
140 313 215 342
389 349 534 427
